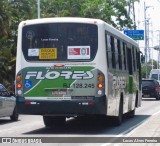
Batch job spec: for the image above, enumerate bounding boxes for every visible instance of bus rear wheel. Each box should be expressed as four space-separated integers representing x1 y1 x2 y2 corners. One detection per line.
127 109 135 118
43 116 66 127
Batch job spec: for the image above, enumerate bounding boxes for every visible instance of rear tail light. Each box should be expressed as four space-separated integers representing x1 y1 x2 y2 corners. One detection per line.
17 83 22 88
16 75 22 82
98 75 104 82
98 83 103 88
97 73 105 89
16 72 23 96
25 101 31 105
97 72 105 96
154 86 158 91
16 74 22 89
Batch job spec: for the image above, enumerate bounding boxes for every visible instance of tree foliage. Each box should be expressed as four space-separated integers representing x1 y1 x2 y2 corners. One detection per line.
0 0 135 85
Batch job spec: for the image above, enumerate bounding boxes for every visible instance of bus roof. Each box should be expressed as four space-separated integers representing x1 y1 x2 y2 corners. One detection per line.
20 17 104 26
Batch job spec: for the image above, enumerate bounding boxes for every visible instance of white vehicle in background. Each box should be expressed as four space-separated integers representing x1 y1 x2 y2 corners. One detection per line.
149 69 160 83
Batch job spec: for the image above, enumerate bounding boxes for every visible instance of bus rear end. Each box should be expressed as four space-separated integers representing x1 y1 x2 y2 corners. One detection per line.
16 18 106 125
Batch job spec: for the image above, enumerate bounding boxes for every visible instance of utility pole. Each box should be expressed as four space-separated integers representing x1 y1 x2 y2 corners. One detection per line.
151 33 154 69
144 2 148 78
144 2 153 78
37 0 40 18
147 20 151 61
153 32 160 69
128 0 139 29
158 31 160 69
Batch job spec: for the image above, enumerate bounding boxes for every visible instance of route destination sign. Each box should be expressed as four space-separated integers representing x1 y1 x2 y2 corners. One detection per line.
124 30 144 40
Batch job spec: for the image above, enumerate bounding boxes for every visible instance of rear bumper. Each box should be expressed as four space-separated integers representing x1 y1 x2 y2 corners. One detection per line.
16 95 107 116
142 91 158 98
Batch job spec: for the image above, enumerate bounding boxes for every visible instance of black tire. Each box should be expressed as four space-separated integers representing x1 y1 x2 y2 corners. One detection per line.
43 116 53 127
156 94 160 100
113 99 123 126
127 109 135 118
43 116 66 127
10 106 19 121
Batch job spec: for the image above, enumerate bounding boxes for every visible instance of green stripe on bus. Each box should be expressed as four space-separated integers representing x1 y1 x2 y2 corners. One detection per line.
128 76 133 94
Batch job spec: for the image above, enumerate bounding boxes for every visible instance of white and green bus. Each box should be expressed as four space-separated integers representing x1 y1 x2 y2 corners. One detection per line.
16 17 142 126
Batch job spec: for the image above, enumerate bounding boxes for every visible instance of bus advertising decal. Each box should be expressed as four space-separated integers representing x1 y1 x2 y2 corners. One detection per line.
25 71 94 80
24 80 32 89
27 48 57 59
28 48 39 56
39 48 57 59
67 46 90 59
22 66 96 97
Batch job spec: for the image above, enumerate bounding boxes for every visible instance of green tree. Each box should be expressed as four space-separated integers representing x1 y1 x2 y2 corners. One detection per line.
0 0 37 84
40 0 134 30
0 0 9 38
0 0 10 84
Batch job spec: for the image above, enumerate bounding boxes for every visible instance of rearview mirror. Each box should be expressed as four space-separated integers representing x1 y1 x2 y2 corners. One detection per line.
141 54 145 63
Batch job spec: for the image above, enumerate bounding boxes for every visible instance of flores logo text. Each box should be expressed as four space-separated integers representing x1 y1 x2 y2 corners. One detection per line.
25 71 94 80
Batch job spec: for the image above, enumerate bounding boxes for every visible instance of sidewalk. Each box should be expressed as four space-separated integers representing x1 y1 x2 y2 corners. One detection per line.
129 112 160 137
120 112 160 146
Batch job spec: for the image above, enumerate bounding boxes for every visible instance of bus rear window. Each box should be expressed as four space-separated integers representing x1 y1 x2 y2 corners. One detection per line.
22 23 98 61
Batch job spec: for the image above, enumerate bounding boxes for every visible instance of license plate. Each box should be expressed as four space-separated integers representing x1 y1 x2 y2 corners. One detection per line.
144 95 149 98
52 90 67 96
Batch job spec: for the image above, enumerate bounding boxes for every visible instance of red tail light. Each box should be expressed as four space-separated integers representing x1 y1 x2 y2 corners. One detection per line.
154 86 158 91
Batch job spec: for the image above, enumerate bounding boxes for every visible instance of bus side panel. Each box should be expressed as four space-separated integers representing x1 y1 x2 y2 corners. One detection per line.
107 70 129 116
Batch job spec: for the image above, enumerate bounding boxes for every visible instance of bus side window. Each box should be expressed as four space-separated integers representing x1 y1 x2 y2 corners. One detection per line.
110 36 116 69
132 47 136 72
114 39 119 70
117 39 122 70
122 42 127 70
106 34 112 69
136 49 139 70
105 31 110 68
127 47 133 75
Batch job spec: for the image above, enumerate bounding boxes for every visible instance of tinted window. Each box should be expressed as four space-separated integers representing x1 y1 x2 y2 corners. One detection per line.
0 84 6 92
127 48 133 74
117 39 122 70
105 32 109 68
22 23 98 62
122 42 127 70
110 36 116 69
132 47 136 71
142 80 156 87
0 84 9 96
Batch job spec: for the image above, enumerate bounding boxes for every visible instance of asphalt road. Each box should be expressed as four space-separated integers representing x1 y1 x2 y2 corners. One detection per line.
0 98 160 146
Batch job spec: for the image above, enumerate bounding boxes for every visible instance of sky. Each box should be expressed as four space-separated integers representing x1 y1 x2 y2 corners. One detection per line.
135 0 160 61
